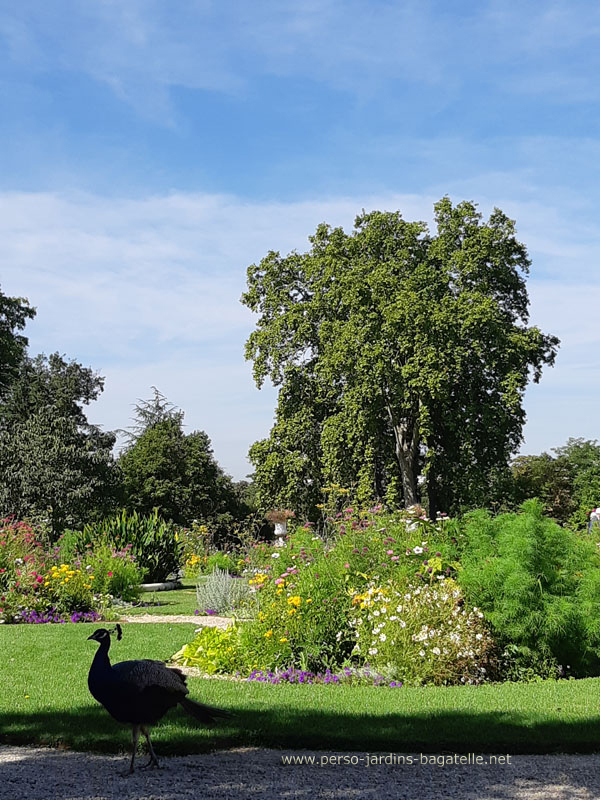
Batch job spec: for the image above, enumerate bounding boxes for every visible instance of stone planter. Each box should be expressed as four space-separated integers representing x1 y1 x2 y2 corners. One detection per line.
274 521 288 547
139 580 182 592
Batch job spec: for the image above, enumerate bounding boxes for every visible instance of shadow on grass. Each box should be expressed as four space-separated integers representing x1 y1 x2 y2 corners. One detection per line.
1 703 600 755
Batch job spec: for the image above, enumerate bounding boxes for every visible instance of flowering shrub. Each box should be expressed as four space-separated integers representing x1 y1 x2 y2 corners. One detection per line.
74 541 142 603
349 578 495 685
0 519 51 622
44 562 96 612
176 522 212 577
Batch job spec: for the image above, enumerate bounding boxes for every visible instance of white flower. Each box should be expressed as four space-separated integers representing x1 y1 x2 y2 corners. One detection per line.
432 647 441 655
379 633 387 642
368 648 378 656
271 553 280 559
373 610 380 617
413 546 423 554
399 620 406 628
419 650 426 657
475 633 483 640
389 615 398 621
380 606 387 614
336 631 342 641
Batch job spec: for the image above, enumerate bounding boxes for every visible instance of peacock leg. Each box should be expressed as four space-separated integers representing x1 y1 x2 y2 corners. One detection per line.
140 724 161 769
125 725 140 776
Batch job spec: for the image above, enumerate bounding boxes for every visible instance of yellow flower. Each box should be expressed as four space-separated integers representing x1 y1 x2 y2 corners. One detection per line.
276 589 283 595
89 576 95 580
264 630 273 638
287 596 301 607
288 608 297 616
258 612 266 622
306 598 312 603
315 503 325 509
44 581 49 587
279 637 288 643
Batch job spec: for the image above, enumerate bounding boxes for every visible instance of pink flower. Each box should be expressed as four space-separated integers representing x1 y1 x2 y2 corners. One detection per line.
386 549 394 555
344 563 350 569
107 571 113 577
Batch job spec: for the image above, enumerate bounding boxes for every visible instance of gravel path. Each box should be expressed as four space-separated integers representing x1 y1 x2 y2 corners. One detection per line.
2 745 600 799
117 614 233 627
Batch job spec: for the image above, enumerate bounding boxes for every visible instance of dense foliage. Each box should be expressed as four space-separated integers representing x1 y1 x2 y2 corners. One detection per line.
242 199 559 519
118 389 247 533
0 354 119 536
0 286 35 399
458 499 600 676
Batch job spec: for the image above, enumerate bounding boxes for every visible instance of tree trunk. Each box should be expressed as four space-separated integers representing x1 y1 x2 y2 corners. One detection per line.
386 403 420 508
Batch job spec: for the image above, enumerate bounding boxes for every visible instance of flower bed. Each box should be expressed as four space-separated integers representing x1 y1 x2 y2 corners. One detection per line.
175 499 600 684
0 518 144 623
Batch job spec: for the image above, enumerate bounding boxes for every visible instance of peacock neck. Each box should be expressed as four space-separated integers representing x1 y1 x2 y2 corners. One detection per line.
92 638 112 675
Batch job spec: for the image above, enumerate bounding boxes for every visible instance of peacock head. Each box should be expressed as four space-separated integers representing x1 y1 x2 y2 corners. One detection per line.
88 624 122 643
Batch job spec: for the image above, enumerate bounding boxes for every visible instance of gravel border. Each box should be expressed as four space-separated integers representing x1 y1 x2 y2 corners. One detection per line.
2 745 600 799
117 614 232 627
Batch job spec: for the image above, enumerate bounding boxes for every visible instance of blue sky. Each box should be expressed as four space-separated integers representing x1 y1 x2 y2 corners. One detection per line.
1 1 600 479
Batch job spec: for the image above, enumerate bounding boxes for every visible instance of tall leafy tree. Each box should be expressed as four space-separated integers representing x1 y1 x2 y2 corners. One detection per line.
0 286 35 398
242 198 559 518
0 353 117 536
119 389 244 526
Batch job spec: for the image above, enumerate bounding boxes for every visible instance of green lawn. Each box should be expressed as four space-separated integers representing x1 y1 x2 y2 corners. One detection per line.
2 622 600 755
122 579 201 617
